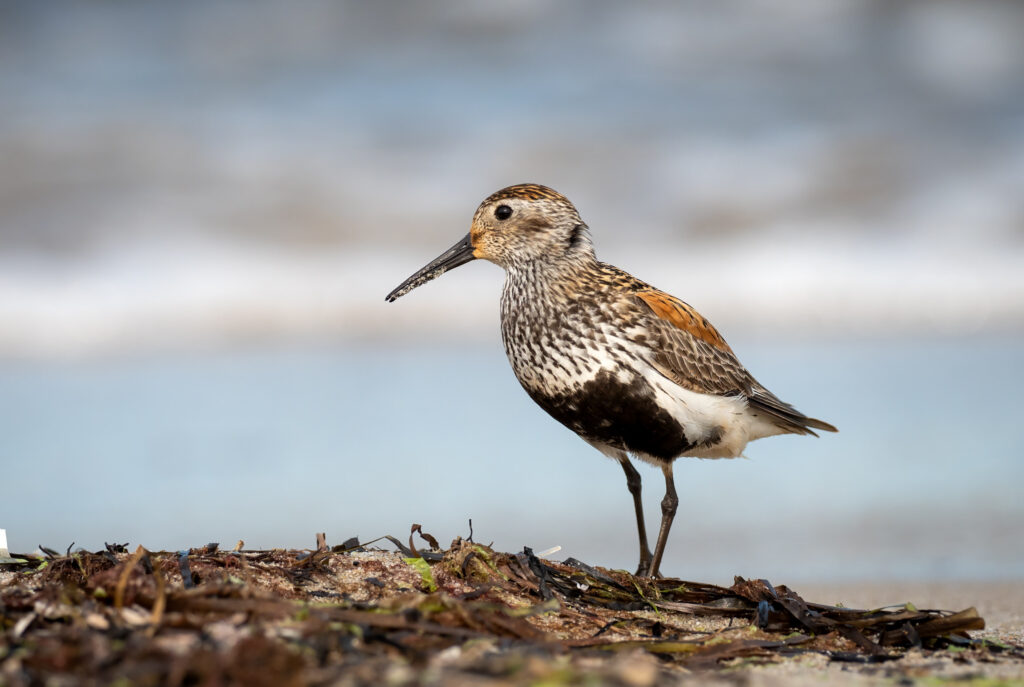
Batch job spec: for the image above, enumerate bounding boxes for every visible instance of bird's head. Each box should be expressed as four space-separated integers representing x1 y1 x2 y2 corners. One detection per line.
386 184 593 302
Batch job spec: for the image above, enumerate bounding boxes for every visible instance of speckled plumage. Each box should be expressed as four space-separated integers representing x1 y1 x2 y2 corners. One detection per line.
387 183 836 577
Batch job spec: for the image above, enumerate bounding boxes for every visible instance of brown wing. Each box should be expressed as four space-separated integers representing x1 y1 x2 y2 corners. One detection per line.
633 289 837 435
634 289 752 396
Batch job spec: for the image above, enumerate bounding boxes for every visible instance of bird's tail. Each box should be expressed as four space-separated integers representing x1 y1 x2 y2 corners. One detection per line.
802 416 838 433
748 390 838 436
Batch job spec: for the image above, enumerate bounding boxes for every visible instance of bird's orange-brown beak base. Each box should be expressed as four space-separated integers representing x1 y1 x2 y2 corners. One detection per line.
385 233 476 303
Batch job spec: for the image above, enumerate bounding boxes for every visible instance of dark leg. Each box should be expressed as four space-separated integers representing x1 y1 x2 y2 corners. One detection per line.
647 463 678 578
620 458 653 576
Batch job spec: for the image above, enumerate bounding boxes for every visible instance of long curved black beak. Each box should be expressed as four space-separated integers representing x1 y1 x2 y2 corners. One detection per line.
385 233 477 302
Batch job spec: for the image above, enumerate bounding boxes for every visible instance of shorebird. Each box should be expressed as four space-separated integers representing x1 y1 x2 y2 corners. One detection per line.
386 184 836 577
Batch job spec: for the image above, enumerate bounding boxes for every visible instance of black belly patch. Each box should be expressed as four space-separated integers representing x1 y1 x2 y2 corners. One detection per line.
526 369 695 461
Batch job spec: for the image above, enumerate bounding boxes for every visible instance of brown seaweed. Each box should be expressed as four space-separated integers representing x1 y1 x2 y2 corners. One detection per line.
1 533 1019 686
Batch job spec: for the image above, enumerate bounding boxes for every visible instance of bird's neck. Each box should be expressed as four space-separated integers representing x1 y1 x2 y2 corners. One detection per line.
504 252 595 297
499 252 605 394
500 252 601 332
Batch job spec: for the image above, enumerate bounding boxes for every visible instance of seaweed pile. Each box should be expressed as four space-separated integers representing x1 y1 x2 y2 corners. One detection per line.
1 528 1019 686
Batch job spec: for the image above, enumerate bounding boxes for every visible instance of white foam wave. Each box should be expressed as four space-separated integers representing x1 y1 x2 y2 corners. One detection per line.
0 236 1021 359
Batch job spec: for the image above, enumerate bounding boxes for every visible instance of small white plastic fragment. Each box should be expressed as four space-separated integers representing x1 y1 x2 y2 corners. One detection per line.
536 545 562 558
0 528 27 564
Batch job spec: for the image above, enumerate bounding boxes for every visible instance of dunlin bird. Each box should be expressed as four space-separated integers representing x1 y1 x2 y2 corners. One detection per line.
386 184 836 577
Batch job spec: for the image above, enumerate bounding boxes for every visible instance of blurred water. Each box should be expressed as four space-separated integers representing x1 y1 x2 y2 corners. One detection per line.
1 1 1023 354
0 1 1022 583
1 338 1021 582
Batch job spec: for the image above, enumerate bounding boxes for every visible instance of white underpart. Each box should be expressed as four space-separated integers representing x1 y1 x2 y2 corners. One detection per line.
644 367 760 461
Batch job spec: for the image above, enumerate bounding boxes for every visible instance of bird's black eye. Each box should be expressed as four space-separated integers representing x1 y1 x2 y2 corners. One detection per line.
494 205 513 221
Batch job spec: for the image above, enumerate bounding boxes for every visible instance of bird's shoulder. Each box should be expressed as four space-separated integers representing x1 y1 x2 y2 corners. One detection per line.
591 262 731 351
588 262 753 396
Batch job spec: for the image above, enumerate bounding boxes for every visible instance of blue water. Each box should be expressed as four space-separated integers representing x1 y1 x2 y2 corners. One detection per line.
1 338 1022 582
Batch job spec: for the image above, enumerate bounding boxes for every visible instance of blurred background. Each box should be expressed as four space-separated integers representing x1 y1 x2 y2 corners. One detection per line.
1 0 1022 583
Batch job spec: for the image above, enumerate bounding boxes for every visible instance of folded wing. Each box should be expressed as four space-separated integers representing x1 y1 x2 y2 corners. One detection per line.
634 289 837 436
